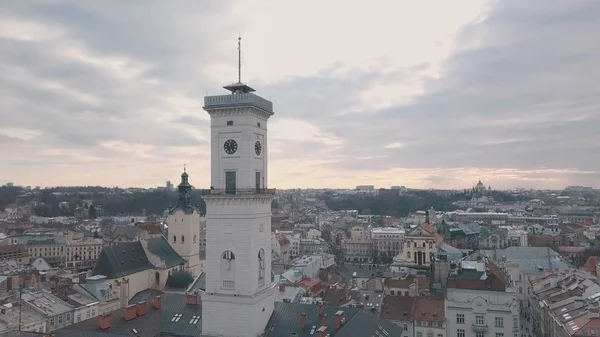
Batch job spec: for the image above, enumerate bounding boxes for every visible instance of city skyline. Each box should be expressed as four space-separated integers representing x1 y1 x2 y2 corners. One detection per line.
1 0 599 190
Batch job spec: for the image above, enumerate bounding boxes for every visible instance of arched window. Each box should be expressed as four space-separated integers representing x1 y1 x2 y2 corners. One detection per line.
173 236 176 243
407 251 411 258
193 235 197 243
429 242 433 249
519 286 523 294
221 251 236 289
413 242 417 248
258 249 265 285
181 235 185 244
422 242 426 248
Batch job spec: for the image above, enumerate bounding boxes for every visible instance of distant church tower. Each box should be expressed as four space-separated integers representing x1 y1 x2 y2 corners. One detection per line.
201 37 275 337
166 169 202 276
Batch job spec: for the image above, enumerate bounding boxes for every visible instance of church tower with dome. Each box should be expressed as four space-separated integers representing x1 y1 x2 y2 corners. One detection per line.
166 168 202 277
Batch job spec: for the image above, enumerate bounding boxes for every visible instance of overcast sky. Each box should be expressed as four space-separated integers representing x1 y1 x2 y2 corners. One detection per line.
1 0 599 190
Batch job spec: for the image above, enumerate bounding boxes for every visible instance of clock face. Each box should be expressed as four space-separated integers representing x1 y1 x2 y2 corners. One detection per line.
255 141 262 156
223 139 238 155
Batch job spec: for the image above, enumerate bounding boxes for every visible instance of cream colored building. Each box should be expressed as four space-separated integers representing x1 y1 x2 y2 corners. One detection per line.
66 238 103 270
12 234 66 267
393 224 436 268
350 225 369 241
371 227 404 262
341 240 372 262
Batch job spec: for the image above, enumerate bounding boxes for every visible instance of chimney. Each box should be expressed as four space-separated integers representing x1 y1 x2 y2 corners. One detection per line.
123 304 137 321
321 314 329 328
152 295 163 310
186 292 198 305
97 313 111 330
316 326 329 337
318 304 325 316
334 311 345 330
136 301 147 316
78 273 86 284
300 312 307 330
6 277 12 291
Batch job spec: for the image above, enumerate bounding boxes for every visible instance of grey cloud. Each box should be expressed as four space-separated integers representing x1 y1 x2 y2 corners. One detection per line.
261 0 600 187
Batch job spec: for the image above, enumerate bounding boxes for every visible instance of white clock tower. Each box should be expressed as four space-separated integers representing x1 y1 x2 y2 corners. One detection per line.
201 37 275 337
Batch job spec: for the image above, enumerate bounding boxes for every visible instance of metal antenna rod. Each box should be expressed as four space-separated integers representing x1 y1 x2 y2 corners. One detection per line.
238 35 242 83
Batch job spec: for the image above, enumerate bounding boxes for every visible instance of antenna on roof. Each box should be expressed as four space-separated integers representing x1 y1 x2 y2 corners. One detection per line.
237 35 242 83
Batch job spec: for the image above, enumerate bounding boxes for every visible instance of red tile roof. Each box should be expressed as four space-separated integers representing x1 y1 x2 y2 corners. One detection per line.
558 246 586 254
411 296 445 322
582 256 600 274
380 296 415 322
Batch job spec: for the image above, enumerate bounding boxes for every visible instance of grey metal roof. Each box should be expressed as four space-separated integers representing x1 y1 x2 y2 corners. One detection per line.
264 302 403 337
264 302 360 337
186 272 206 292
93 241 153 279
481 247 573 274
144 236 186 268
110 226 139 240
62 293 201 337
128 289 164 306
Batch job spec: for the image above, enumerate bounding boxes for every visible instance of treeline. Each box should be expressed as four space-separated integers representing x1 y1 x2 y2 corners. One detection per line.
0 186 22 209
324 191 461 217
33 190 207 217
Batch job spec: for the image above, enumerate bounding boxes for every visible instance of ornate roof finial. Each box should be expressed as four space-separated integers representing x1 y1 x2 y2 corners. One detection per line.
184 163 187 172
237 35 242 83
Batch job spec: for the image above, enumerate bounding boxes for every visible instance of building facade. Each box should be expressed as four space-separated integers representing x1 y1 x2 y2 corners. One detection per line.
445 256 519 337
394 224 436 269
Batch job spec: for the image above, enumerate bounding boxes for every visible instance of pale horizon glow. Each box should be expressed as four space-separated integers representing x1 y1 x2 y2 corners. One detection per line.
1 0 599 190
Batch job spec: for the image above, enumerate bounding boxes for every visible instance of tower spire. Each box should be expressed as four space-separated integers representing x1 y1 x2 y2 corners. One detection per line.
238 35 242 83
223 35 255 94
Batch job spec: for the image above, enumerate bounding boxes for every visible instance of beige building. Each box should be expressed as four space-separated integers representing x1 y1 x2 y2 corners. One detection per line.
350 225 369 241
393 224 436 269
66 238 103 270
371 227 404 262
11 234 66 267
341 240 372 262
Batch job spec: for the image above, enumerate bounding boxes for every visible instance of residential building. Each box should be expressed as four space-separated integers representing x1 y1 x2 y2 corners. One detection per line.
11 234 66 267
22 290 75 331
65 238 103 270
445 254 519 337
371 227 404 263
341 239 372 262
350 225 369 241
0 243 30 264
380 296 415 337
412 296 446 337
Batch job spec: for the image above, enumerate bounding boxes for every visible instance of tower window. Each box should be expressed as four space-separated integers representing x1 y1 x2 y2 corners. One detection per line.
181 235 185 243
257 122 261 127
193 235 197 243
173 236 176 243
258 249 265 285
227 120 233 126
